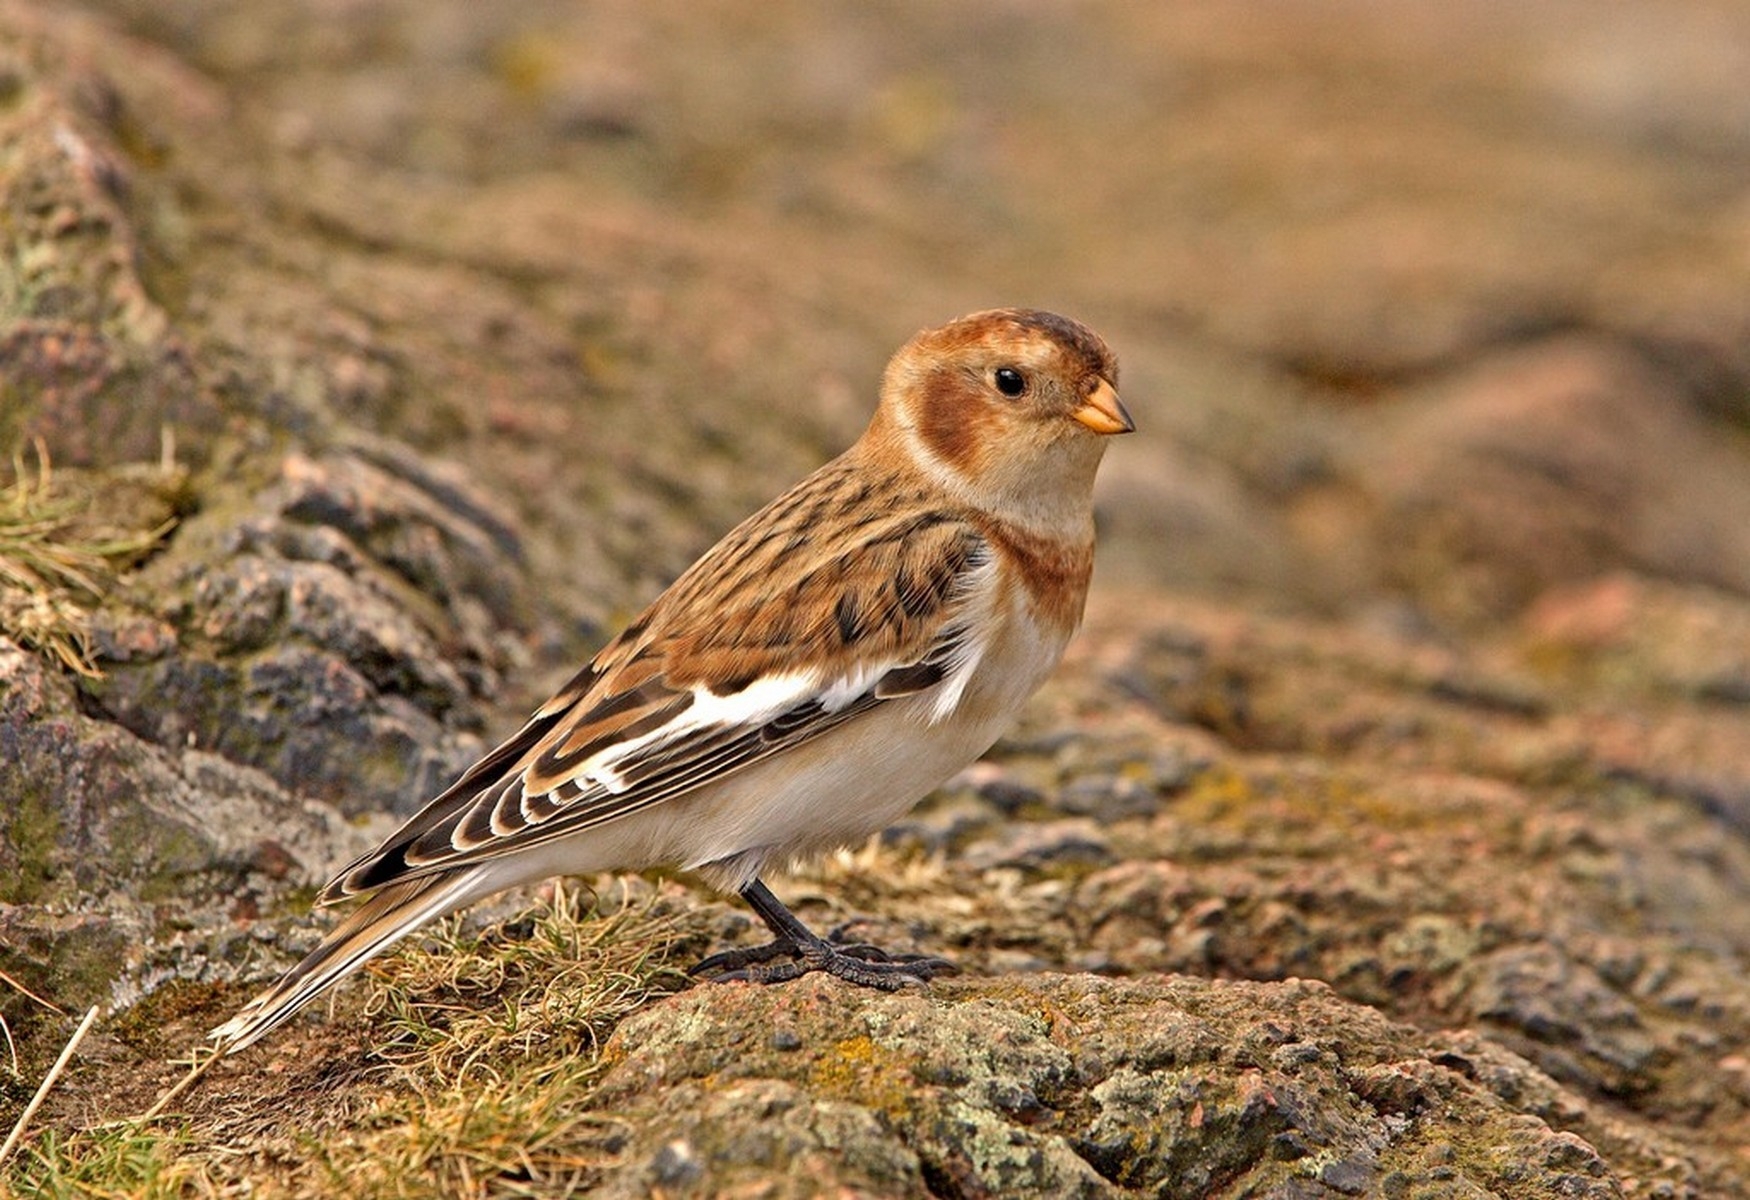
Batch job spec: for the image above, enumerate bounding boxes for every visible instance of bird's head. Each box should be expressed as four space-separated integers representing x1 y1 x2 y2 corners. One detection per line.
871 308 1131 531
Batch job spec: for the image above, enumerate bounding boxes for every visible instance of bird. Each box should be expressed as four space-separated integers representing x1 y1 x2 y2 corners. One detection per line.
211 307 1132 1053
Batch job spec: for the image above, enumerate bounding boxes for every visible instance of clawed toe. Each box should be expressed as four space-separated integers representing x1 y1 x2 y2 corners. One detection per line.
688 937 798 977
826 917 874 943
818 949 956 989
891 953 958 976
710 958 812 986
833 941 896 962
828 921 956 970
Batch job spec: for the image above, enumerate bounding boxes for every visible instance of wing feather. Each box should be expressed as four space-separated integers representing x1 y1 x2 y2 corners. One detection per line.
323 463 994 902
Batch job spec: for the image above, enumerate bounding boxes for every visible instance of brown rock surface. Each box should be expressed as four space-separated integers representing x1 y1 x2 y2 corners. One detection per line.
2 1 1749 1196
590 975 1627 1198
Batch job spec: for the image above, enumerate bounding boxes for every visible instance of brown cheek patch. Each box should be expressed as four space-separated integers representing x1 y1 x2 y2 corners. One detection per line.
914 369 996 476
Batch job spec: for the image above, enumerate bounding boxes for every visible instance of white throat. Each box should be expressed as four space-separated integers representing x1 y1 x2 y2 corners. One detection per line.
890 415 1103 543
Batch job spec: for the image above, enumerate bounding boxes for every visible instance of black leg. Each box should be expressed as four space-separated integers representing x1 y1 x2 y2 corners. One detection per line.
688 877 956 989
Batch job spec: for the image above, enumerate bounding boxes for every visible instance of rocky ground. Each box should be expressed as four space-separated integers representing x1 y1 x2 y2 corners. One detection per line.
3 2 1749 1196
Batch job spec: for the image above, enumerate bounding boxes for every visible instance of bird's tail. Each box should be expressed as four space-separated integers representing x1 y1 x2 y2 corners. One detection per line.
210 872 484 1055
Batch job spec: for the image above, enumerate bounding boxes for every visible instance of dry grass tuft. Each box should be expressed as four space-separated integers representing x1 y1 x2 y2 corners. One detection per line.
2 881 698 1199
0 440 179 677
370 877 691 1087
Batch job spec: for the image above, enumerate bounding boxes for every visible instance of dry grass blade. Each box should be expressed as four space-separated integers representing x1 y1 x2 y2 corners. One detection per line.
0 1006 99 1169
137 1045 227 1124
367 880 691 1082
0 969 65 1018
313 882 696 1196
0 967 66 1081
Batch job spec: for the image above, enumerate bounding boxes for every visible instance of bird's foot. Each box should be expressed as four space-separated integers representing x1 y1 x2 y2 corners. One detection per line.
692 876 957 989
690 934 955 989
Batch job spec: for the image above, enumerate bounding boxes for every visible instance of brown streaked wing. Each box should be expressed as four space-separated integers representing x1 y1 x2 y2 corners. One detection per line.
423 686 695 859
322 467 992 900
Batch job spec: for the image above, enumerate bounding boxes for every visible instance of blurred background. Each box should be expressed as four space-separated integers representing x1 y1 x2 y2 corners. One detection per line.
14 0 1750 648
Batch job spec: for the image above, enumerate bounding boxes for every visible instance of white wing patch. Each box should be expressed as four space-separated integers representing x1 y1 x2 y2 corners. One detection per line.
502 620 983 841
583 670 826 794
923 548 1001 724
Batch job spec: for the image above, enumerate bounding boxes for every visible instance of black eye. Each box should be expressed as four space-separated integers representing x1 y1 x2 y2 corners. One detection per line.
993 367 1026 397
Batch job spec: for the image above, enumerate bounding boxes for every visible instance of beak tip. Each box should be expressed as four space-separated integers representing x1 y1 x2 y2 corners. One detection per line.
1074 379 1134 436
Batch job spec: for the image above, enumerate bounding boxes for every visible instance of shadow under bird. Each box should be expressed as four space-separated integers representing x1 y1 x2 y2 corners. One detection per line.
213 307 1134 1053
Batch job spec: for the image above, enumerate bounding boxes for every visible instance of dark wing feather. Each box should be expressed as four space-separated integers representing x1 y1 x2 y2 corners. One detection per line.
317 703 567 903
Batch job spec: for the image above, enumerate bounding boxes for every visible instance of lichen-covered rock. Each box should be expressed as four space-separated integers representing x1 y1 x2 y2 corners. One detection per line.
86 445 533 818
588 975 1628 1199
0 637 374 1012
0 15 224 465
0 641 345 901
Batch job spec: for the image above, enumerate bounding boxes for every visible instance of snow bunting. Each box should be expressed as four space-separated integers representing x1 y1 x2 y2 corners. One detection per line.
212 308 1132 1053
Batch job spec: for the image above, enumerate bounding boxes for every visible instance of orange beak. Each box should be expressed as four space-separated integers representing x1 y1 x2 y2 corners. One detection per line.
1072 378 1134 435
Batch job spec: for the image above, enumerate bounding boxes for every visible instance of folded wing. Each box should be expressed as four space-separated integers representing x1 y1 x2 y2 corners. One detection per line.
322 494 993 903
